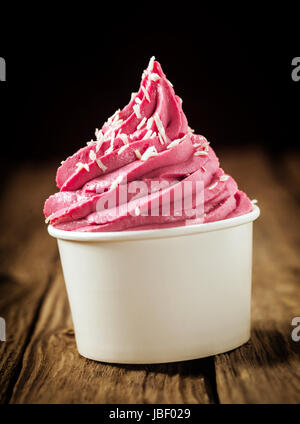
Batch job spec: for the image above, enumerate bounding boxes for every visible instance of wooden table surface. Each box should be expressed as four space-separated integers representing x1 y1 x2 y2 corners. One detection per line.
0 147 299 404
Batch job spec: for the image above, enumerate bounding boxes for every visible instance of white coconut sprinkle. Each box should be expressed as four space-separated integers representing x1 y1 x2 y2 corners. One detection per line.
141 146 158 161
188 126 195 133
167 79 173 87
167 139 181 149
106 109 120 125
148 56 155 72
103 127 114 141
60 160 65 165
130 92 137 102
137 117 147 130
193 143 202 147
141 86 150 102
106 116 113 126
76 162 90 172
208 181 218 190
134 149 142 160
135 97 142 104
118 133 129 144
105 132 115 155
150 131 157 138
158 133 164 145
111 109 120 123
89 149 96 161
96 130 104 140
105 145 113 155
154 113 167 143
45 214 53 224
133 104 141 119
135 206 141 216
194 151 208 156
112 118 123 129
118 144 129 155
142 130 153 140
220 175 229 182
251 199 258 204
110 175 123 190
146 117 153 130
201 166 206 172
150 73 160 82
96 159 107 172
111 131 115 144
95 131 104 151
167 135 187 149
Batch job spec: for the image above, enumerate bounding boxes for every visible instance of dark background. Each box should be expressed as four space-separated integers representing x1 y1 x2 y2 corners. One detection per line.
0 7 299 164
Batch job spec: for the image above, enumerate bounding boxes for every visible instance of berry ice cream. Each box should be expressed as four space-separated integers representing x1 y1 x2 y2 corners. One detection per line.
44 57 253 232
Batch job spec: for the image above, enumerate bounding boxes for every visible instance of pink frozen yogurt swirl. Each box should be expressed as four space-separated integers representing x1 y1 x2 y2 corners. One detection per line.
44 58 253 232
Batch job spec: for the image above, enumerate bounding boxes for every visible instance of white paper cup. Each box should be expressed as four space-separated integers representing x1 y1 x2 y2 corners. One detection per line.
48 205 260 364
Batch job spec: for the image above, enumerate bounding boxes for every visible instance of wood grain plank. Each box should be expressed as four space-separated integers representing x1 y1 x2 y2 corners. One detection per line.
275 151 300 204
0 162 58 403
214 147 300 403
10 265 217 404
